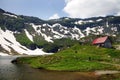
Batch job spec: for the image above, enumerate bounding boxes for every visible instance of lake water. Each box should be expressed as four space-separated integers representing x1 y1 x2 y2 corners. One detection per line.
0 56 103 80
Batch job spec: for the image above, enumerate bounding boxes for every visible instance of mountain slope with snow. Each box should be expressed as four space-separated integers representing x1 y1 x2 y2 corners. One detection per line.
0 28 53 55
0 8 120 55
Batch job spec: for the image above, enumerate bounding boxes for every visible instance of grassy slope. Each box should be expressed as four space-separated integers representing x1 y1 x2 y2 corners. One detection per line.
16 44 120 71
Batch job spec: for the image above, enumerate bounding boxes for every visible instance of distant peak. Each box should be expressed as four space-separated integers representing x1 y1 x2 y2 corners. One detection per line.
0 8 5 13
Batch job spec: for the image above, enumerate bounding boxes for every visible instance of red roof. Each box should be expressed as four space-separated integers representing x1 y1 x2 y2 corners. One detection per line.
92 36 108 44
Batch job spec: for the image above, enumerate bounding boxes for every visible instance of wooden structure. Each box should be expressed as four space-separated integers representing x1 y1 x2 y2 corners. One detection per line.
92 36 112 48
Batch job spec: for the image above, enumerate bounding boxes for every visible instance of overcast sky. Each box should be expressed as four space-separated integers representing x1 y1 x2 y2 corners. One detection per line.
0 0 120 20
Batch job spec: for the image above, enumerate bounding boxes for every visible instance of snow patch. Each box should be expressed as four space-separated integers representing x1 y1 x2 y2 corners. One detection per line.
53 35 61 39
97 26 104 34
30 23 53 42
43 24 47 27
64 30 69 34
0 52 9 56
24 29 33 42
97 19 102 22
3 13 17 18
42 34 53 42
65 17 70 20
1 44 11 52
0 28 53 55
83 26 104 36
106 22 109 27
42 28 46 32
84 27 91 36
52 23 63 28
111 27 117 32
27 48 53 55
51 28 65 38
75 20 83 25
73 26 85 38
75 20 94 25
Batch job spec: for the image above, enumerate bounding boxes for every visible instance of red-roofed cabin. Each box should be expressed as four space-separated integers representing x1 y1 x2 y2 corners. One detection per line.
92 36 112 48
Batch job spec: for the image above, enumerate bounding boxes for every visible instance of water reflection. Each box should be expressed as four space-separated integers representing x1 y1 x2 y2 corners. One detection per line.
0 56 97 80
0 56 19 80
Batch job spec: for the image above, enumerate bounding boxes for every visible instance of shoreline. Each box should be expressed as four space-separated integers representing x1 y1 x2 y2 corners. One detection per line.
12 58 120 75
11 57 120 80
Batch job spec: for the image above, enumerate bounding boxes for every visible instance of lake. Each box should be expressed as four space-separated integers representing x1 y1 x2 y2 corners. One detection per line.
0 56 119 80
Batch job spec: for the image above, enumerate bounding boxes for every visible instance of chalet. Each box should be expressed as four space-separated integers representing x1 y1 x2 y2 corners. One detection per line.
92 36 112 48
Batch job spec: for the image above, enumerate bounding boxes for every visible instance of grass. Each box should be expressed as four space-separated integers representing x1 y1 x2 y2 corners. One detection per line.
15 44 120 71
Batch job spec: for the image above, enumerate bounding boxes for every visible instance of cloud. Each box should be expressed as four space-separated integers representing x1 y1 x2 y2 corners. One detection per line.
63 0 120 18
49 13 60 19
65 0 72 3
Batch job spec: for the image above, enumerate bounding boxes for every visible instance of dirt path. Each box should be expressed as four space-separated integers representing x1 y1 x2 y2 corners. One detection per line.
95 70 120 75
95 61 120 75
114 45 120 50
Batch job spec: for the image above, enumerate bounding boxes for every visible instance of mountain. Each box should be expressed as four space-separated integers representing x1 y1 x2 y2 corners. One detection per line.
0 8 120 55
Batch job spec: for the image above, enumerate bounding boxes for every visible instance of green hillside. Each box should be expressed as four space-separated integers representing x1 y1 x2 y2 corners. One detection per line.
14 44 120 71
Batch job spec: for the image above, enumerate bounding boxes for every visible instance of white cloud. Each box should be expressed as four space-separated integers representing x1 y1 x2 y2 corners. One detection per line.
65 0 72 3
63 0 120 18
116 12 120 16
49 13 60 19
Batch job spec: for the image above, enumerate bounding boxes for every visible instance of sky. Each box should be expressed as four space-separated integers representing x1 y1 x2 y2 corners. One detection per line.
0 0 120 20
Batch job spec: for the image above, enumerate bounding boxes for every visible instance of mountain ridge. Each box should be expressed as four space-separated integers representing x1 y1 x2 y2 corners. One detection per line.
0 8 120 55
